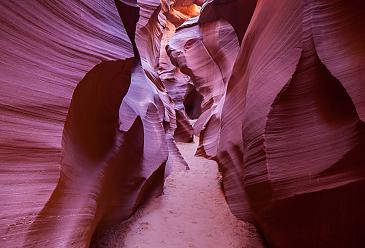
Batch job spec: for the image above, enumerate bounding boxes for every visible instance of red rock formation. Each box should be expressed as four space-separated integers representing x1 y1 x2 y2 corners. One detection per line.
167 15 240 158
1 0 187 247
215 0 365 247
0 1 132 246
163 0 256 230
167 0 365 246
157 0 204 143
199 0 256 43
158 8 195 143
25 59 138 247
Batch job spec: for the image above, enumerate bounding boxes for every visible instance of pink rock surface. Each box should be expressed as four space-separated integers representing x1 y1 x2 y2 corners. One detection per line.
158 15 195 143
1 0 187 246
167 0 365 246
215 0 365 246
167 15 240 158
199 0 256 43
157 0 203 144
0 1 132 246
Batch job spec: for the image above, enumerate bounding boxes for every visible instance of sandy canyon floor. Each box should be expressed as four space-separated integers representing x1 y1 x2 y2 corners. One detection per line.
92 138 264 248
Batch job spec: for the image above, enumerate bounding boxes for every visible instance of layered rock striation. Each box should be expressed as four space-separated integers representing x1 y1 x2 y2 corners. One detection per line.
167 0 365 246
1 0 189 246
208 0 365 247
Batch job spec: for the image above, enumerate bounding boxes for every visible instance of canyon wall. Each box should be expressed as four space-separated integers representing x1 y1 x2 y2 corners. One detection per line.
167 0 365 246
0 1 130 246
0 0 190 246
181 0 365 247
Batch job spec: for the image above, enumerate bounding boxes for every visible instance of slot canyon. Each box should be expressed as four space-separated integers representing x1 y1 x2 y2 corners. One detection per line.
1 0 365 247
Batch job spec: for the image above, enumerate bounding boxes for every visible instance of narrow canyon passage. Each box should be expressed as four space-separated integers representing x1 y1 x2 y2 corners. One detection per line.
92 137 263 248
1 1 365 247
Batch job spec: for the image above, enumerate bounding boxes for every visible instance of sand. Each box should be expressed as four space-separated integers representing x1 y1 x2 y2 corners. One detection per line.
92 139 264 248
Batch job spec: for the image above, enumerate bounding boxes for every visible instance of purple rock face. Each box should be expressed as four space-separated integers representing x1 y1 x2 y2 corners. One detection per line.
215 0 365 247
1 0 188 246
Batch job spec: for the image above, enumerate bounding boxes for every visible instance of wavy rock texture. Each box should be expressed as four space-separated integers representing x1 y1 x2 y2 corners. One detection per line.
199 0 256 43
157 0 204 143
167 16 240 158
158 7 195 143
0 0 187 247
214 0 365 247
0 1 132 247
165 0 256 159
163 0 256 231
167 0 365 246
